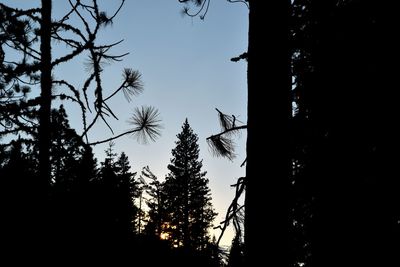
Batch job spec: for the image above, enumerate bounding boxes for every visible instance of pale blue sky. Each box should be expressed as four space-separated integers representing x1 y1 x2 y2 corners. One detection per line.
3 0 248 247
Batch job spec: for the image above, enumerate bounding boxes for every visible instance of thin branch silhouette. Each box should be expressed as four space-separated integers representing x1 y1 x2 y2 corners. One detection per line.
214 176 246 246
206 108 246 160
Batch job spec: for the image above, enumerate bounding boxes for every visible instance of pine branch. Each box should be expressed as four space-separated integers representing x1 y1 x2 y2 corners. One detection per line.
87 106 162 146
52 42 91 67
207 108 246 159
52 22 87 42
87 128 140 146
227 0 249 8
128 106 162 144
214 176 246 246
81 112 100 138
230 52 248 62
207 125 247 140
104 69 143 102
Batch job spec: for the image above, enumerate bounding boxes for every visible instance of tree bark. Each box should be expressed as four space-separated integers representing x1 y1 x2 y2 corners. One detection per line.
244 1 290 265
39 0 52 192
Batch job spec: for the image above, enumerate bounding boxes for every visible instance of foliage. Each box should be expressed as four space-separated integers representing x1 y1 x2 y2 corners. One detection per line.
0 1 161 191
163 119 217 250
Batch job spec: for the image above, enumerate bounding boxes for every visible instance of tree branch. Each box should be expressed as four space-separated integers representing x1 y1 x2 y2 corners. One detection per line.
214 176 246 246
206 125 247 140
87 128 140 146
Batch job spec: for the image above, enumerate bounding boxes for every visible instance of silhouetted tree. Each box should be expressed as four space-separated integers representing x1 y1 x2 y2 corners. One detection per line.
141 166 166 239
39 0 52 193
115 151 139 235
163 119 216 250
0 4 38 140
1 3 162 254
0 0 161 199
97 144 139 240
50 105 87 184
227 234 245 267
41 106 98 252
288 1 315 266
178 1 289 265
0 139 37 248
288 1 400 266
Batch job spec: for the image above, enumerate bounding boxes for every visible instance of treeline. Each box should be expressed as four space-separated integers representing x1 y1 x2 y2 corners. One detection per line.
0 106 222 266
289 1 400 266
0 1 244 264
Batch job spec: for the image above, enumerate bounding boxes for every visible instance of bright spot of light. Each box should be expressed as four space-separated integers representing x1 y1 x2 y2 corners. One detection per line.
160 232 169 240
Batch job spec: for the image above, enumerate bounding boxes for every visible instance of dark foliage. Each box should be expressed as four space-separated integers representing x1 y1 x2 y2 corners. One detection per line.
289 0 400 266
163 119 217 251
3 0 397 266
0 108 222 265
178 1 289 266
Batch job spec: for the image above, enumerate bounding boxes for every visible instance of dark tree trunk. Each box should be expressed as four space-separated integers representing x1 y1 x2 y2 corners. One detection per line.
157 192 162 239
244 1 290 266
39 0 52 192
38 0 52 249
183 176 190 248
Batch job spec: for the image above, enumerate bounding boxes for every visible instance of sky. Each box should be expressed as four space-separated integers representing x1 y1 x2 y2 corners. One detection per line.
3 0 249 247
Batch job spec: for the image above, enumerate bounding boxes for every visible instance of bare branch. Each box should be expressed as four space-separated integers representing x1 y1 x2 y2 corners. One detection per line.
68 0 92 36
179 0 248 21
99 112 115 134
81 112 100 138
240 157 247 167
52 42 91 67
82 72 95 112
87 128 139 146
182 0 209 19
52 22 87 42
52 32 81 48
227 0 249 9
231 52 248 62
58 0 79 24
214 176 246 246
52 93 79 103
16 77 40 86
93 39 124 50
104 0 125 23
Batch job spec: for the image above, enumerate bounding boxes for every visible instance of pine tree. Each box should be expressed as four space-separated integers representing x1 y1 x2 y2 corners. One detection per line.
71 145 98 242
0 0 160 198
98 143 119 235
227 234 245 267
141 166 165 239
50 105 87 187
43 106 98 250
164 119 216 250
97 145 138 239
0 139 37 246
115 152 139 235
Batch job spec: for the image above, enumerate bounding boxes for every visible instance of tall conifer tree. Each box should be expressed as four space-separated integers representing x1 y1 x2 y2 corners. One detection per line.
164 119 216 250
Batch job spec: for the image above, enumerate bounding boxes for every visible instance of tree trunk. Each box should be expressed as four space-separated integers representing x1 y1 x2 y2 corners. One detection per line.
37 0 52 249
244 1 290 265
39 0 52 192
139 192 142 234
183 175 190 248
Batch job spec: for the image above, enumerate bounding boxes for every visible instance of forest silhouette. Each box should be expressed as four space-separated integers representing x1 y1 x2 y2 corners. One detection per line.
1 0 399 266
